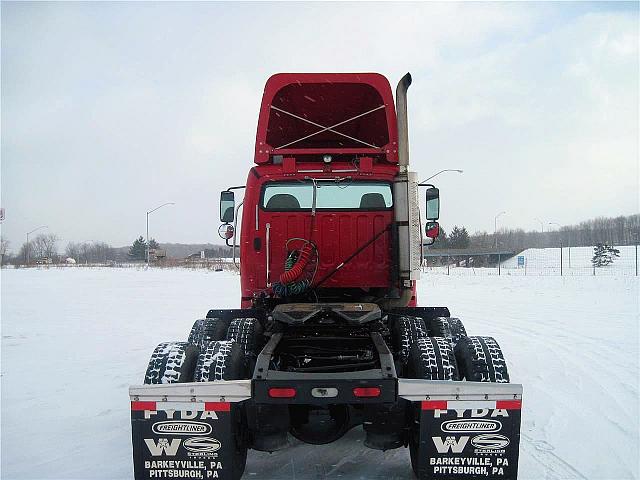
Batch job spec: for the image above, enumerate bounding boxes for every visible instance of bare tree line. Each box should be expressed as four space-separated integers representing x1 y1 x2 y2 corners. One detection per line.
17 233 59 262
0 237 10 264
65 241 116 264
1 234 117 265
468 214 639 252
0 233 230 266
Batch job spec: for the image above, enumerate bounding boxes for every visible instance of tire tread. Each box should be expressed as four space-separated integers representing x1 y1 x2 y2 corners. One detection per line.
144 342 198 384
408 337 459 381
392 315 428 364
455 336 509 383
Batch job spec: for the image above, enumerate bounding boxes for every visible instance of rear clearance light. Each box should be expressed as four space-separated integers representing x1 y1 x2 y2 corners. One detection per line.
268 387 297 398
353 387 381 398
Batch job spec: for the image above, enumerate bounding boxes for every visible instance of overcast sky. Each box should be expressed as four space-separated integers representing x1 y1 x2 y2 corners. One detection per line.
1 1 638 250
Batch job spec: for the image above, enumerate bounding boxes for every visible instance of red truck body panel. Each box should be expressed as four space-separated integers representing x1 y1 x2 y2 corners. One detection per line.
239 162 400 307
239 73 406 307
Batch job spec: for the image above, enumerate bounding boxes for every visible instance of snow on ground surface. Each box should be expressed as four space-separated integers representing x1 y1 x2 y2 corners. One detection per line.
1 268 638 480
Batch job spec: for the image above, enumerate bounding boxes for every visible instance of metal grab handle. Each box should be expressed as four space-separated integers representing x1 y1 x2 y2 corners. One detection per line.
232 200 244 270
265 223 271 286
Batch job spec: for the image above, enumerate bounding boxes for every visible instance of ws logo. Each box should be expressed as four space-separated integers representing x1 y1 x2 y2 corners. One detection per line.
432 436 469 453
144 438 181 456
432 434 511 453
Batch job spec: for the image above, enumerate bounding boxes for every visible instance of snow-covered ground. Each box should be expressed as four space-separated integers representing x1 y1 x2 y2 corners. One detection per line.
1 268 638 479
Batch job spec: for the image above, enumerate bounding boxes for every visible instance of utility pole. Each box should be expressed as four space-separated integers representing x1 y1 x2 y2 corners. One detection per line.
25 225 48 266
146 202 175 266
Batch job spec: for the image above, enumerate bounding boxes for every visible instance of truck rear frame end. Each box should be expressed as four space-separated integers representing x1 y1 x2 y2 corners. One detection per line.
131 379 522 480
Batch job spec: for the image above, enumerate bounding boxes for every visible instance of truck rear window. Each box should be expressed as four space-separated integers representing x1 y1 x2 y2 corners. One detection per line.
262 181 393 211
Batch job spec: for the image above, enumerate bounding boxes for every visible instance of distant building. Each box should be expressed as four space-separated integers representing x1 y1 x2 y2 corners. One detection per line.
149 249 167 260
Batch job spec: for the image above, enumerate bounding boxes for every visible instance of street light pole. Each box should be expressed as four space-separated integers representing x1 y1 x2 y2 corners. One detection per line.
419 169 463 185
534 218 544 233
146 202 175 266
25 225 48 265
494 211 506 248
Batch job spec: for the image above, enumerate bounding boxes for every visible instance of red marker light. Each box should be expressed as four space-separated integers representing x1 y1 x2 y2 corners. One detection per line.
268 387 297 398
353 387 381 398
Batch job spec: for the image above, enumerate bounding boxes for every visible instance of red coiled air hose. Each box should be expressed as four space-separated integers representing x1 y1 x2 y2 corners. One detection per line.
279 243 314 284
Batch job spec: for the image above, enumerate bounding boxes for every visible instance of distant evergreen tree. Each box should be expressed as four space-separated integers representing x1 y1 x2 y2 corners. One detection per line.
591 243 620 267
129 236 147 261
603 243 620 265
148 238 160 250
449 226 470 249
591 244 605 267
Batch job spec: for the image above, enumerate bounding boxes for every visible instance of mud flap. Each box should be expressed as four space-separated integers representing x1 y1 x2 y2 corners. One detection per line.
416 399 521 480
131 401 244 480
399 379 523 480
130 381 251 480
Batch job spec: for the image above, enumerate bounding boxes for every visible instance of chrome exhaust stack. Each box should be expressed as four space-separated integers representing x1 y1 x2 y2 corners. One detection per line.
389 73 420 307
396 72 412 170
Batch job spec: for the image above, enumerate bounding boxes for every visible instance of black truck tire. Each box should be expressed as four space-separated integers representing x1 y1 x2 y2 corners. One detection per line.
187 317 229 351
406 337 459 477
193 340 245 381
406 337 459 381
194 340 247 480
447 317 467 347
455 336 510 383
226 318 263 357
392 316 428 365
426 317 452 340
143 342 199 384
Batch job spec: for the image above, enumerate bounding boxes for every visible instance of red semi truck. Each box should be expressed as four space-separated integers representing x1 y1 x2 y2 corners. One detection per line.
130 73 523 480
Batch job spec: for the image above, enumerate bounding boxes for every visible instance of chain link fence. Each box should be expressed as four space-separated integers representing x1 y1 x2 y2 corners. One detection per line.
422 244 639 276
